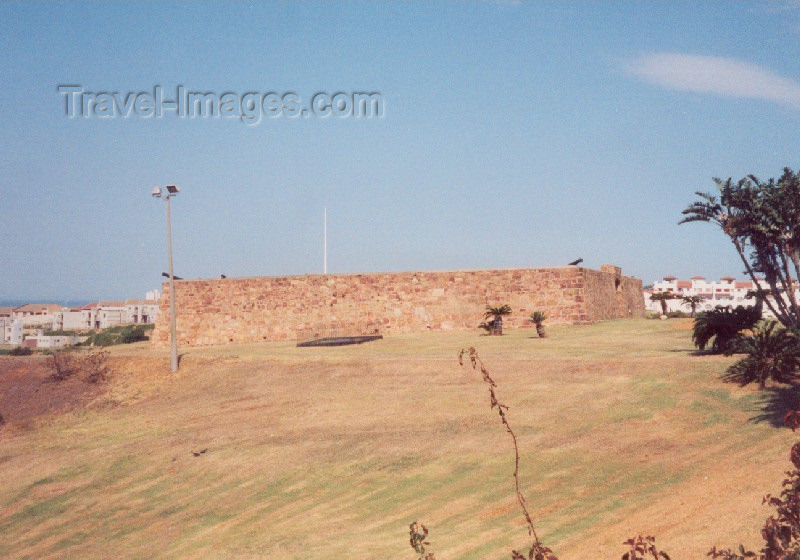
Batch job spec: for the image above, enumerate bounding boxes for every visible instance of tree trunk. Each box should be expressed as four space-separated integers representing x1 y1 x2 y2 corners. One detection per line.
491 316 503 336
660 300 668 315
535 324 547 338
755 295 764 318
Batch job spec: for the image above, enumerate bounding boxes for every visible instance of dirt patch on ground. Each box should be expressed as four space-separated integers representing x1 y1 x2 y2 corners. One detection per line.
0 356 106 429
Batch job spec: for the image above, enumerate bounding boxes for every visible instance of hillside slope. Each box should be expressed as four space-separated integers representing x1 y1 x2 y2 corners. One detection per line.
0 320 793 559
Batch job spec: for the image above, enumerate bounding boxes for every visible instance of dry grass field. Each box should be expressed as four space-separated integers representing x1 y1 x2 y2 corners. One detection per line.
0 319 796 559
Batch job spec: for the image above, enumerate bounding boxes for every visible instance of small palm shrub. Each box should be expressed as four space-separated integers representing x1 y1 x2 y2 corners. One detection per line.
483 304 512 336
724 322 800 389
692 305 760 354
530 311 547 338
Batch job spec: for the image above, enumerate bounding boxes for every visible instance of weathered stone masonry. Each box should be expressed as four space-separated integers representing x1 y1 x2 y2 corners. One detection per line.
152 265 644 347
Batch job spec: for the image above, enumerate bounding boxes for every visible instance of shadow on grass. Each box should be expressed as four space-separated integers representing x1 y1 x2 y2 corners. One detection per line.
748 383 800 427
667 348 720 356
667 348 701 354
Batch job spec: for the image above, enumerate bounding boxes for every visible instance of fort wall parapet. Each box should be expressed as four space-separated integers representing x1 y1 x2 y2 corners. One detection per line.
152 264 644 347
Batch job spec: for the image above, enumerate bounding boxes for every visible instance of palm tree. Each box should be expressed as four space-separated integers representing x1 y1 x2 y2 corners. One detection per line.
745 288 767 319
530 311 547 338
692 305 760 354
724 322 800 389
484 304 512 336
681 295 703 317
680 175 800 329
649 291 676 316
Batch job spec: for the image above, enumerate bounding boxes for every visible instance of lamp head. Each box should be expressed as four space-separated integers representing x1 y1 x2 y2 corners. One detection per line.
151 186 162 197
166 184 180 195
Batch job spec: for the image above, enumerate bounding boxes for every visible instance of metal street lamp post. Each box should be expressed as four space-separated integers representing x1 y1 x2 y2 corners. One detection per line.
152 184 180 372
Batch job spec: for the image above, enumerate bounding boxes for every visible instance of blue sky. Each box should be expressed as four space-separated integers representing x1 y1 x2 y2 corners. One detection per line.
2 1 800 301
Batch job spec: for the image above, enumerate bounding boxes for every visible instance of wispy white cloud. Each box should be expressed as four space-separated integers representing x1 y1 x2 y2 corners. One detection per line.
625 53 800 109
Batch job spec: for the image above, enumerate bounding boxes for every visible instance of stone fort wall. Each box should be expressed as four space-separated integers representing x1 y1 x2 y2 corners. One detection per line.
152 264 644 347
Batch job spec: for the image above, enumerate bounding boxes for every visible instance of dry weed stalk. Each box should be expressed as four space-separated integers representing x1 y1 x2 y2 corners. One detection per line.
410 348 668 560
408 348 800 560
409 521 436 560
458 346 556 560
621 535 670 560
408 347 673 560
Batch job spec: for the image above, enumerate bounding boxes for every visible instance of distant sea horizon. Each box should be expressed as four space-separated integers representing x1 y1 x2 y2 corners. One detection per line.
0 298 97 308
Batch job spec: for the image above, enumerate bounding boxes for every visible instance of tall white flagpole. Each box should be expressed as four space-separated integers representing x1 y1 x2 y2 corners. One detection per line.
323 207 328 275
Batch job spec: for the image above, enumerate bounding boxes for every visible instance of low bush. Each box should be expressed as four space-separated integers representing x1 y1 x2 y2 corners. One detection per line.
46 348 111 383
9 346 32 356
666 310 691 319
121 328 148 344
82 324 153 346
83 349 111 383
47 350 80 381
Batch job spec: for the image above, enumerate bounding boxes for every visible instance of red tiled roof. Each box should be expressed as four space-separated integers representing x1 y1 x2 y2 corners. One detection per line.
677 281 691 288
691 275 705 280
735 281 753 289
13 303 64 313
663 275 677 280
721 276 735 281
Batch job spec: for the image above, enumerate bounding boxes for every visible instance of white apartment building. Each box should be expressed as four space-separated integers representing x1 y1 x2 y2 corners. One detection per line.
124 299 159 324
13 303 66 327
645 275 800 316
94 301 127 330
1 317 23 345
51 294 160 331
